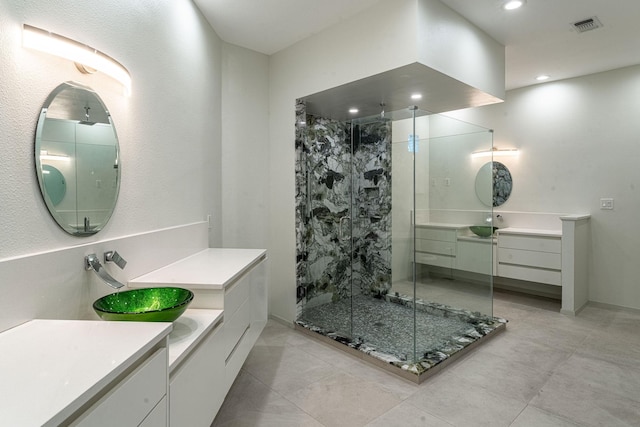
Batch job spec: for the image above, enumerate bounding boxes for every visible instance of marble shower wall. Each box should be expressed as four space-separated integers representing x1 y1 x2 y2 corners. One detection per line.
295 100 392 315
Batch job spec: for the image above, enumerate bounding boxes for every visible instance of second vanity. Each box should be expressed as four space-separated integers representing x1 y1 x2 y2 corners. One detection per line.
0 248 267 427
415 214 590 315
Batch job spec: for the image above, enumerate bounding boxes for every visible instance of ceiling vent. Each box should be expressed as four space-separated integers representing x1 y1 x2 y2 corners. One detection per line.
572 16 603 33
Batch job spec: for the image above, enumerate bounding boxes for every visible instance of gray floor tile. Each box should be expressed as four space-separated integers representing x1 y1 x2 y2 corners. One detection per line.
509 406 581 427
212 369 324 427
286 372 403 427
213 292 639 427
365 401 454 426
243 344 336 396
406 372 526 427
475 331 573 373
450 349 552 402
530 370 640 426
553 353 640 403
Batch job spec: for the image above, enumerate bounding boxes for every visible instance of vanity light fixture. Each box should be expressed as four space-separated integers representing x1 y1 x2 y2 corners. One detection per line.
349 108 359 114
536 74 550 81
471 147 519 158
23 24 132 96
411 93 422 100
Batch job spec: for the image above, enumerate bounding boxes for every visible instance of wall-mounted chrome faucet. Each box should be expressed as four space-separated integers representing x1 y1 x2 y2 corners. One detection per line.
104 250 127 269
85 253 125 289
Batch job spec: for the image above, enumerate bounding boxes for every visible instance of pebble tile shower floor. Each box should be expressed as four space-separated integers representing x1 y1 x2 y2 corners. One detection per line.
296 294 505 379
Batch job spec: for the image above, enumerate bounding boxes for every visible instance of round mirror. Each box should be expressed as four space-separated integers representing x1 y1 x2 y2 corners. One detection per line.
35 82 120 235
475 161 512 207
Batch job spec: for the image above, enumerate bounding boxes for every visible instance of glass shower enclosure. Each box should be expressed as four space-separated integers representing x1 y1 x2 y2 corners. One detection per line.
295 103 504 382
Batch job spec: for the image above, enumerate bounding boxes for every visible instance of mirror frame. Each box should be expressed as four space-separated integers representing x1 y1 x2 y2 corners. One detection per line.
35 81 121 236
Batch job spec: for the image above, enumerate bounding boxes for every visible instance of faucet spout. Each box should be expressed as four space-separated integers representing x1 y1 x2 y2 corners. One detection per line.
85 253 125 289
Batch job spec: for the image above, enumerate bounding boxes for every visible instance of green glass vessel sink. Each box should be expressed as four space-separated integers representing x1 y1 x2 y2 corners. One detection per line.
469 225 498 237
93 287 194 322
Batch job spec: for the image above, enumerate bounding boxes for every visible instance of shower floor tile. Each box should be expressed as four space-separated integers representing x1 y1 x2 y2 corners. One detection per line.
296 293 505 382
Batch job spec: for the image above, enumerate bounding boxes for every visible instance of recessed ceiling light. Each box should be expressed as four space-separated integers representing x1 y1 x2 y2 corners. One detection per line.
503 0 525 10
411 93 422 100
536 74 550 81
349 108 359 114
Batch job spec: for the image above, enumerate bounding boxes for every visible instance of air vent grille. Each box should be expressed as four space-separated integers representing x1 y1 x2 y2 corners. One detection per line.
572 16 603 33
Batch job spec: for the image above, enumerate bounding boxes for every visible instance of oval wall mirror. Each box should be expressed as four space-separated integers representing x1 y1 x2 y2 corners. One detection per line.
475 161 513 207
35 82 121 235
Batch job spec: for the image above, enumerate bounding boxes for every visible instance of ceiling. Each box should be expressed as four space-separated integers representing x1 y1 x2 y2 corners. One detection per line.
194 0 640 91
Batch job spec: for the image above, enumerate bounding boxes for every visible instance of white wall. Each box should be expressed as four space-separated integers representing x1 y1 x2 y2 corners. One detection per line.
417 0 504 100
221 43 270 249
268 0 424 324
446 65 640 310
0 0 223 331
268 0 505 323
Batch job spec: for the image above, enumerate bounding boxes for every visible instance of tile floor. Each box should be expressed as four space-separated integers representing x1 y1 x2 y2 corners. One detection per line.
212 291 640 426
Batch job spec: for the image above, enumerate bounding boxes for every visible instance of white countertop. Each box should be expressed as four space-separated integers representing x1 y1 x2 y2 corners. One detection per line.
497 227 562 237
559 213 591 221
167 308 223 372
457 235 497 243
0 319 171 427
415 222 470 229
130 248 266 290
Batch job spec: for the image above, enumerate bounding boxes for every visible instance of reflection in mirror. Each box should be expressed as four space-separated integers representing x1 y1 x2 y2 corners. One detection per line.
475 161 512 207
35 82 120 235
41 164 66 205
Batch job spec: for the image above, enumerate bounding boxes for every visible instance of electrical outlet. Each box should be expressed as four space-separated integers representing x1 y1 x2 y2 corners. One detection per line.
444 178 451 186
600 198 614 210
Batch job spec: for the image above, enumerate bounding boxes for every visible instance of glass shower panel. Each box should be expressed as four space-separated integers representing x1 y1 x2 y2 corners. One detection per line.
416 113 494 318
296 102 499 375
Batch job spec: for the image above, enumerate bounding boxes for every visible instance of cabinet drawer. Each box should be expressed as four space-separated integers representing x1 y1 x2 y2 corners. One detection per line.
415 252 455 269
498 248 561 270
457 240 494 275
498 234 561 253
224 298 252 358
415 239 456 255
140 396 167 427
498 264 562 286
71 348 167 427
416 228 456 242
170 323 224 427
224 272 251 319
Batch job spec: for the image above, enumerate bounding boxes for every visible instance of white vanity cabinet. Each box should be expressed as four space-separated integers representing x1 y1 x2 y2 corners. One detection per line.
223 259 266 391
0 320 171 427
168 310 225 427
415 224 466 268
456 236 496 275
416 214 589 315
497 229 562 286
496 214 590 315
71 347 169 427
130 248 268 426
